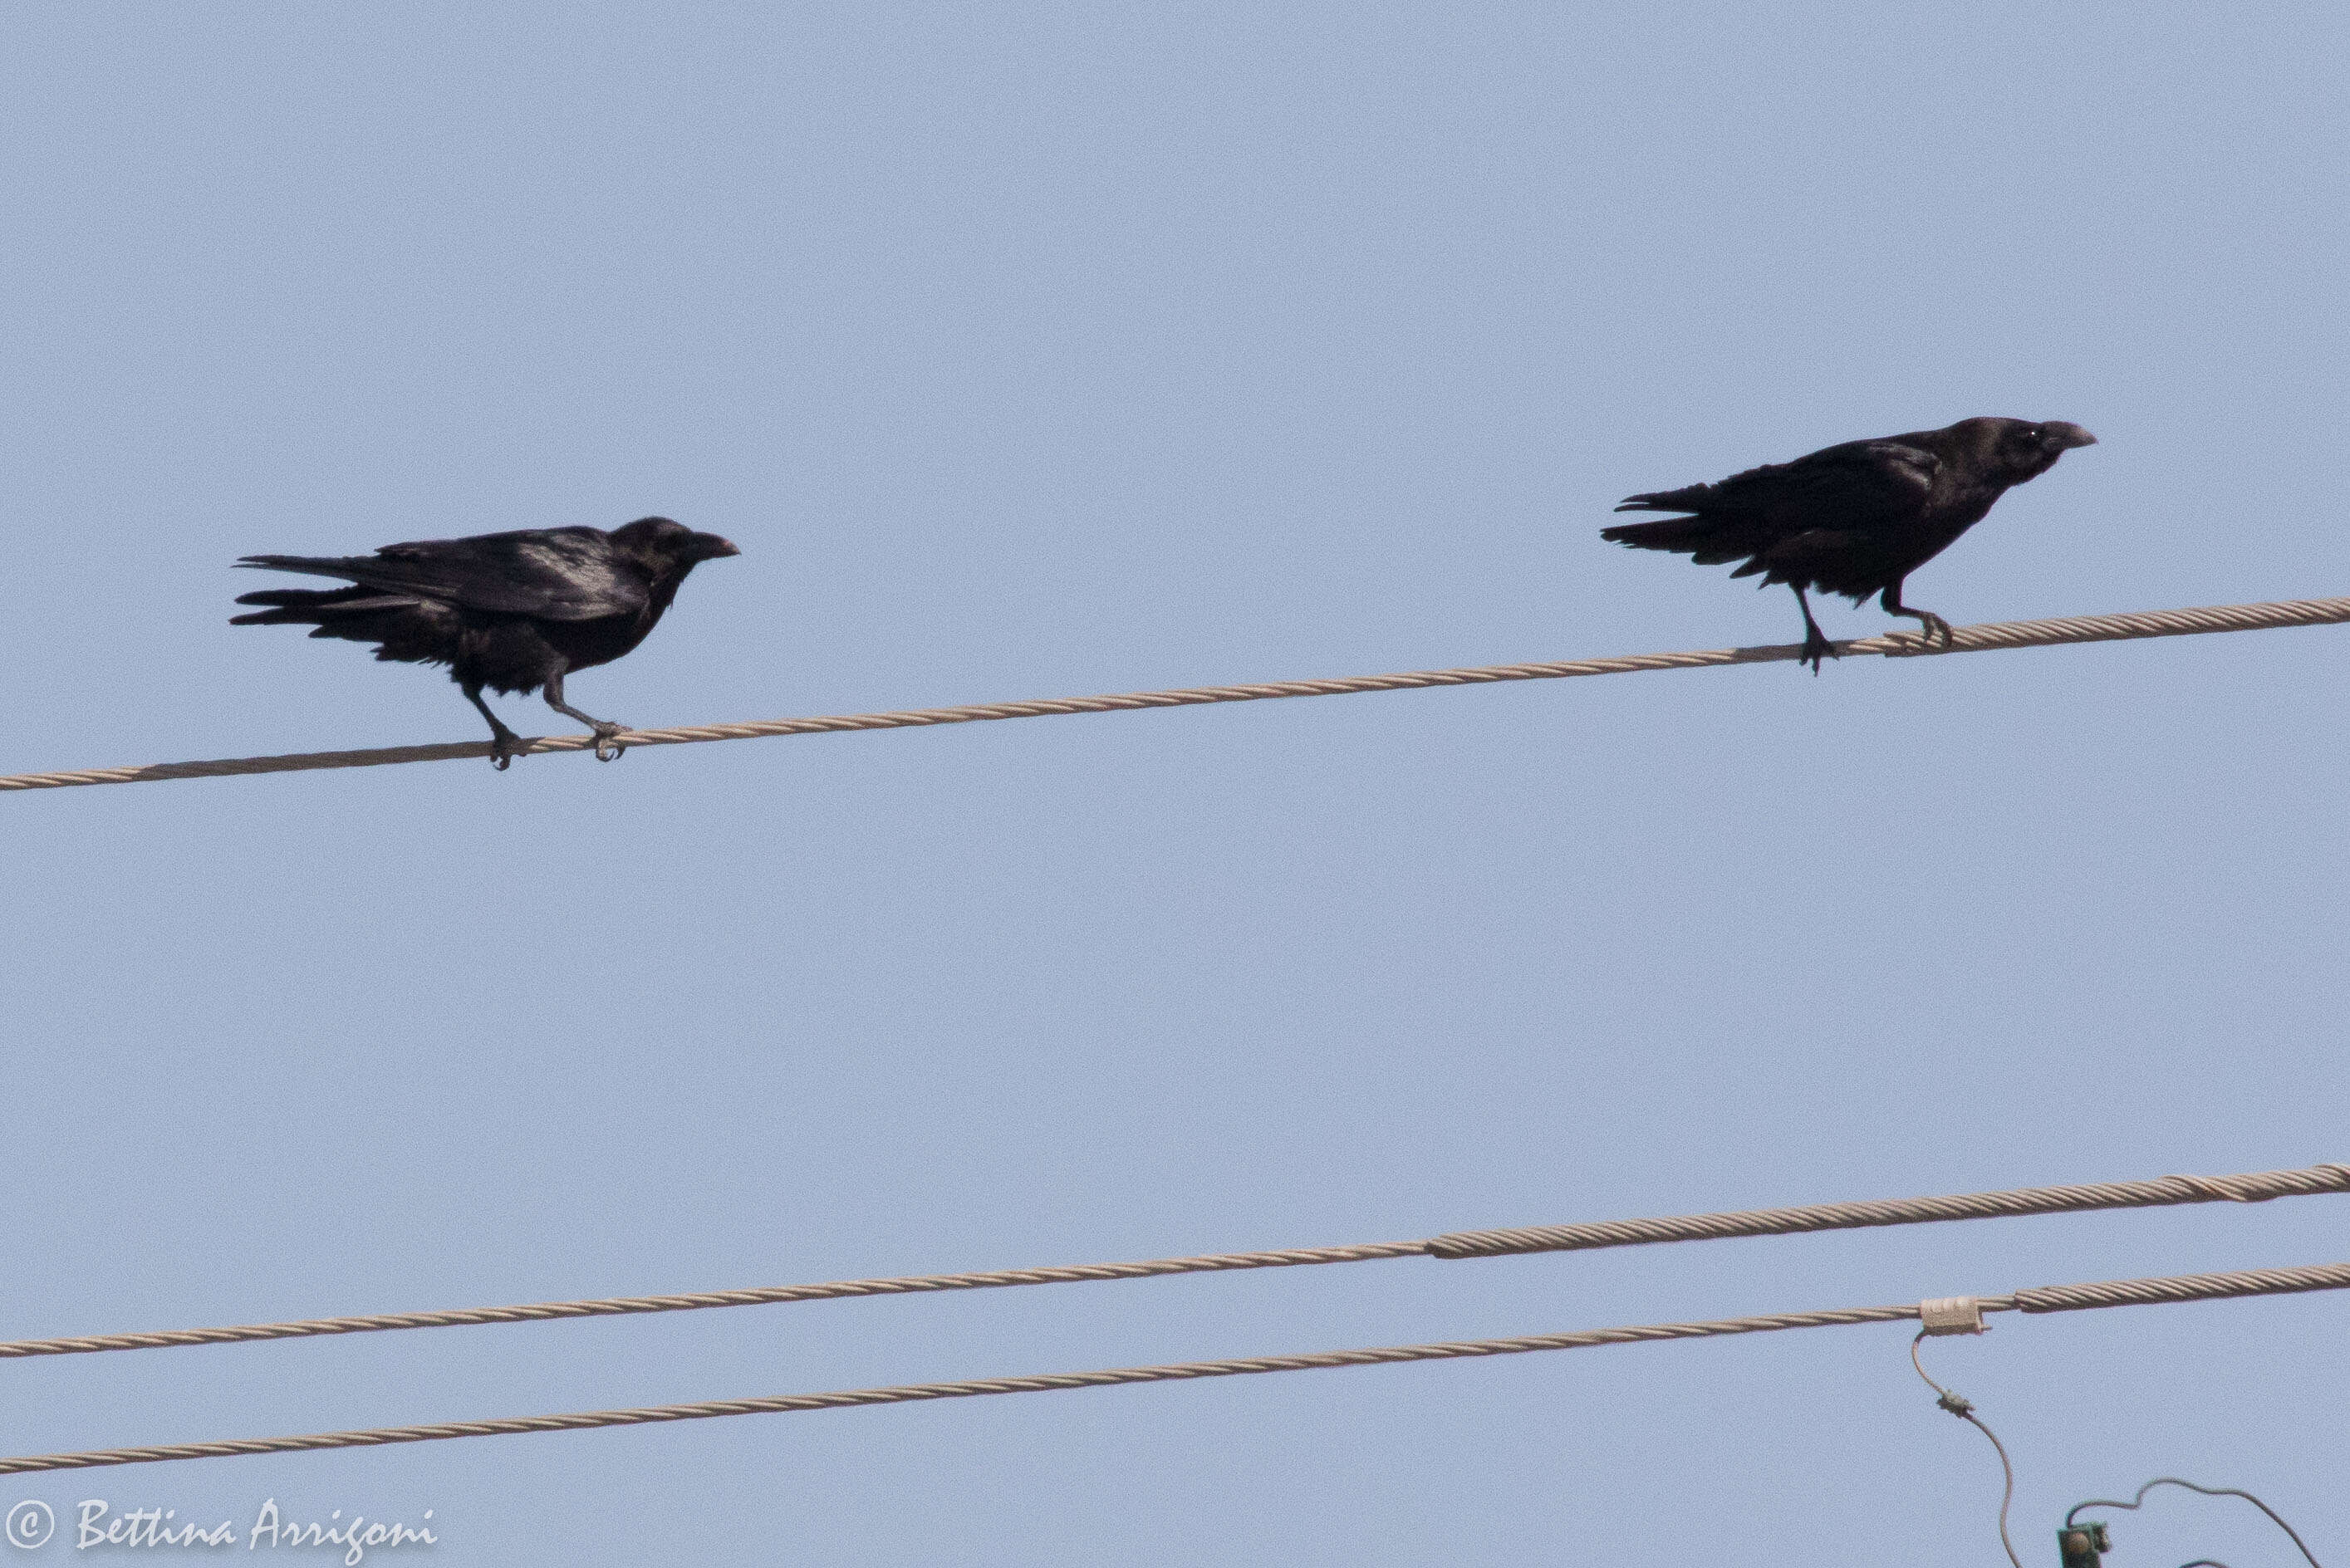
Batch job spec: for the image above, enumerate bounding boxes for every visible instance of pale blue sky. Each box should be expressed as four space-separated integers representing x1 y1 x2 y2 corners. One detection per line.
2 4 2346 1563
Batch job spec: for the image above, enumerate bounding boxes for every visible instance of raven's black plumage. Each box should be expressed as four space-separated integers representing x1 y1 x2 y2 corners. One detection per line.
1602 417 2096 670
233 517 740 765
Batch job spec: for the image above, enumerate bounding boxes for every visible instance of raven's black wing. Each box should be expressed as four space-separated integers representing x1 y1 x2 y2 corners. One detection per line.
1616 439 1939 524
237 527 648 620
1603 439 1940 567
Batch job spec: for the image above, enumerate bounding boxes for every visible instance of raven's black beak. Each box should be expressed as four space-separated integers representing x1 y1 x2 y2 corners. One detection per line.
699 536 742 559
2044 424 2097 451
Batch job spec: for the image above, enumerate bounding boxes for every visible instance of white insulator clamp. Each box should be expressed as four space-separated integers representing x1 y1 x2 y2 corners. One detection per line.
1918 1296 1986 1335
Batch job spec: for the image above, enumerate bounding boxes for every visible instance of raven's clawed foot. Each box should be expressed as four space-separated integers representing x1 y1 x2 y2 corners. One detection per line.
1800 626 1840 675
1891 610 1955 653
590 723 629 762
488 727 526 771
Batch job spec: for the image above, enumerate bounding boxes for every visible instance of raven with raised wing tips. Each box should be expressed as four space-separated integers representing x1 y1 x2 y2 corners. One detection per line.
233 517 740 767
1602 418 2096 671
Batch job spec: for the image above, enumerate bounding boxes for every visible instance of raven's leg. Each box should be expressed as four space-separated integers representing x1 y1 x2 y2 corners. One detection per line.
542 670 627 762
462 681 526 770
1879 582 1953 649
1790 585 1837 674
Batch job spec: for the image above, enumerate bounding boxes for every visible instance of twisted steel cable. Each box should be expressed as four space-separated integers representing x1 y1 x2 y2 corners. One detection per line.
1425 1163 2350 1260
2014 1260 2350 1314
0 1163 2338 1363
2 1260 2343 1475
0 1242 1428 1360
4 594 2345 791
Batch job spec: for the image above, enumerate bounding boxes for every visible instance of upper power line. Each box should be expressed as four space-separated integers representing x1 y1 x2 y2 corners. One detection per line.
7 594 2347 793
4 1160 2339 1363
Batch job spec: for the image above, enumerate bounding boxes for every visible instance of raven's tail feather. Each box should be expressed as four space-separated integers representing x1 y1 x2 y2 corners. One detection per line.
234 553 377 582
1600 512 1773 571
230 585 409 625
1612 483 1719 514
231 585 456 666
1599 515 1720 551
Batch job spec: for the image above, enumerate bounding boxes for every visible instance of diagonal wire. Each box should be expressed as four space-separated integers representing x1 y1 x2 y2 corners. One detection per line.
3 1260 2347 1475
4 594 2347 791
0 1163 2340 1362
1423 1162 2350 1260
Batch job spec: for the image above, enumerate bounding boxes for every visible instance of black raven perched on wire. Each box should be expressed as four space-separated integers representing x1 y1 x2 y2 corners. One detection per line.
1602 418 2096 671
233 517 740 767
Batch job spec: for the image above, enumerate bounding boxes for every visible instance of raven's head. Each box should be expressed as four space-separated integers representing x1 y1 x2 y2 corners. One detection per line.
614 516 743 573
1977 419 2097 484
